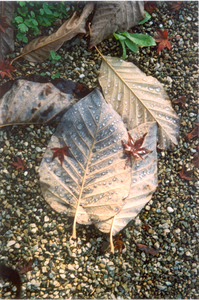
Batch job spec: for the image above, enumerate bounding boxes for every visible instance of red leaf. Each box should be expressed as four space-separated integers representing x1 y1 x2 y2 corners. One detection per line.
122 132 152 166
137 243 159 256
154 29 180 54
17 260 33 275
185 123 199 141
114 234 123 254
51 146 71 166
168 1 182 11
0 16 12 33
142 222 150 232
144 1 157 13
178 166 194 181
0 60 16 79
173 96 186 106
11 157 25 170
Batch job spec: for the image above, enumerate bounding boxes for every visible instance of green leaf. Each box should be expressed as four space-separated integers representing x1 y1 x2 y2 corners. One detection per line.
18 23 28 33
40 72 46 76
113 33 126 41
19 1 26 7
40 8 44 15
30 11 35 18
50 50 56 59
138 11 151 25
17 6 28 17
16 32 28 43
125 39 138 53
120 40 126 60
129 33 156 47
15 16 23 24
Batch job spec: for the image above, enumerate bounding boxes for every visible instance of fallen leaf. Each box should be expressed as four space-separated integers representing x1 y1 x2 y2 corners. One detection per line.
14 3 94 63
142 222 150 232
17 260 33 275
11 157 25 170
154 29 180 53
90 1 145 48
168 1 182 11
0 59 15 79
51 146 71 166
172 95 186 106
122 132 152 162
114 234 123 253
0 16 12 33
137 243 159 256
179 166 194 181
98 55 180 150
0 2 15 61
185 123 199 141
39 89 132 248
144 1 157 13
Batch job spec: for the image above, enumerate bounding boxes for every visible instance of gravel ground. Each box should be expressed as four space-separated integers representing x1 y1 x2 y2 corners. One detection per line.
0 1 198 299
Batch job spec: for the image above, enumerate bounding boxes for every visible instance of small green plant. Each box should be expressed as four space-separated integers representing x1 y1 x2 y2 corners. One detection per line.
113 11 156 59
13 1 70 43
40 71 60 80
49 50 61 64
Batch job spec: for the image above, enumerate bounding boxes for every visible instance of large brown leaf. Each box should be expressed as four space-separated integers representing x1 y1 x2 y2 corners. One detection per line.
39 89 132 240
0 80 80 126
90 1 145 48
19 3 94 62
0 2 15 60
99 55 180 150
96 122 158 244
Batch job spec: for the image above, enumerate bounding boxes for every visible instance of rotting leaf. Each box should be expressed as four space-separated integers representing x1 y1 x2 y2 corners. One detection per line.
137 243 159 256
0 59 15 79
39 89 132 246
89 1 145 48
0 80 81 127
168 1 182 11
98 55 180 150
179 166 194 181
114 234 123 254
12 3 94 63
51 146 71 166
11 157 25 170
154 28 180 53
192 148 199 169
17 259 33 275
144 1 157 13
172 95 186 106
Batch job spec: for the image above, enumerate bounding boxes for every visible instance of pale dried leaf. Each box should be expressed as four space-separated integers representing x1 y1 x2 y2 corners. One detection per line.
21 3 94 62
99 56 180 149
95 122 158 236
90 1 145 48
0 2 14 60
39 89 132 239
0 80 78 126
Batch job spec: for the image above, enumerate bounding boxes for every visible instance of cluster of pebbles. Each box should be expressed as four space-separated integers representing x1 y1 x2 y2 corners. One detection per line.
0 1 198 299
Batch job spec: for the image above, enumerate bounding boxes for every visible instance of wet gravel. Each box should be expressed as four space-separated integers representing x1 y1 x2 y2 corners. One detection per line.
0 1 198 299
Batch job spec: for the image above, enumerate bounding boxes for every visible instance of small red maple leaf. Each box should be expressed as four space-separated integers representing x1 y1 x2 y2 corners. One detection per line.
168 1 182 11
17 259 33 275
11 157 25 170
179 166 194 181
122 132 152 166
137 243 159 256
0 16 12 33
142 222 150 232
51 146 71 166
192 147 199 169
154 29 180 54
185 123 199 141
0 60 16 79
114 234 124 254
173 96 186 106
144 1 157 13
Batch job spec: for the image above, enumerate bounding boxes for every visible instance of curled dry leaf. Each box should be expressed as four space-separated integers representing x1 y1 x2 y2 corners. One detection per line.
137 243 159 256
18 3 94 62
0 80 80 127
90 1 145 48
99 55 180 150
39 89 132 242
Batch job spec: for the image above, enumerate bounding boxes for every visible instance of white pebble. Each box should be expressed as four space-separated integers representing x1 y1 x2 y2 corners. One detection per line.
167 207 174 213
44 216 50 222
7 240 16 247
